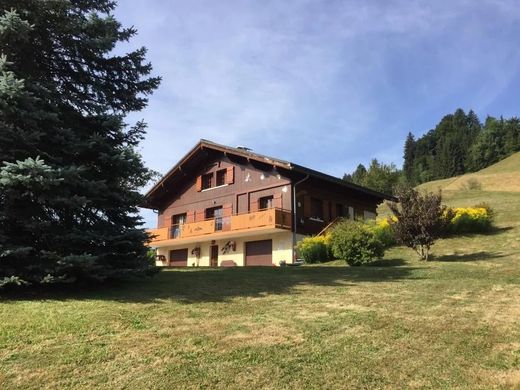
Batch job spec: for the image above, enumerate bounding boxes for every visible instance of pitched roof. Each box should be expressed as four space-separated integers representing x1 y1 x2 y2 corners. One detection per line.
143 139 393 209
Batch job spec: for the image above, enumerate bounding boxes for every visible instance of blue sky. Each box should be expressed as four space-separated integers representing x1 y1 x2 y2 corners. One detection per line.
113 1 520 227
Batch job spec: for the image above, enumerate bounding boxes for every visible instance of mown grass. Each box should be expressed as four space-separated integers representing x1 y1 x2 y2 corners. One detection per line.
1 159 519 389
2 206 519 389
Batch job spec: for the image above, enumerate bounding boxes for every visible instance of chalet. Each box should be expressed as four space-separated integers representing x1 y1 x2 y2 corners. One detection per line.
143 140 390 267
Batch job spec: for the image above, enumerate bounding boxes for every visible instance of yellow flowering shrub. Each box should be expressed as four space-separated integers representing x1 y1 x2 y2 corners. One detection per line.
296 235 333 263
445 206 493 233
369 217 397 247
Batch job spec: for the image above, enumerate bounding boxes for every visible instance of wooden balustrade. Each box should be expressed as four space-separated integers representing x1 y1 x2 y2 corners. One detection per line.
147 227 169 241
181 219 215 238
147 208 292 244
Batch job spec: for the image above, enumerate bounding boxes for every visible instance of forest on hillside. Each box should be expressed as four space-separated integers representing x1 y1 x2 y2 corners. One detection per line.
344 108 520 194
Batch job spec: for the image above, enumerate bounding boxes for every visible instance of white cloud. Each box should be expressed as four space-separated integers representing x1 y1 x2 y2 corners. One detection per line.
113 0 520 227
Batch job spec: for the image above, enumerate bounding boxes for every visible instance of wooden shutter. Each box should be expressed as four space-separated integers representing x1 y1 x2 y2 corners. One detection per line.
303 195 311 217
223 203 232 231
195 176 202 192
323 200 330 221
186 211 195 223
250 198 259 212
226 166 234 184
273 193 282 209
195 209 205 222
223 203 233 217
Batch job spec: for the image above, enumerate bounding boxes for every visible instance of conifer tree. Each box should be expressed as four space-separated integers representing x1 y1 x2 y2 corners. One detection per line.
351 164 368 184
503 117 520 156
0 1 160 288
403 132 416 184
344 160 401 195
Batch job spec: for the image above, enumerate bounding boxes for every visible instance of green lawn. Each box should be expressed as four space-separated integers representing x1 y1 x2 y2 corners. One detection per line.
1 181 520 388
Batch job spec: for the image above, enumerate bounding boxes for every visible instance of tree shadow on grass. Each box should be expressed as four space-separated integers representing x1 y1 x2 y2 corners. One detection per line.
431 251 506 262
368 258 408 267
449 225 515 238
484 226 515 236
1 264 423 304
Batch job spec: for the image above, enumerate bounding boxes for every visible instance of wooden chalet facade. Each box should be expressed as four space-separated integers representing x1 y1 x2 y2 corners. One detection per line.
143 140 389 267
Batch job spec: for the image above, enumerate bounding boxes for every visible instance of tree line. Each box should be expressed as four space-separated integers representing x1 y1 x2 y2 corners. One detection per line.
344 108 520 194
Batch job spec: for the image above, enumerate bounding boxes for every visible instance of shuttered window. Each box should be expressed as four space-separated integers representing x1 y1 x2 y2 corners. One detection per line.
201 173 213 190
216 169 226 186
311 198 323 219
196 166 234 191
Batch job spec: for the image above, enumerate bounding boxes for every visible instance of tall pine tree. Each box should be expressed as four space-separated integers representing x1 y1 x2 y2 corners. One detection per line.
403 132 416 184
0 2 160 287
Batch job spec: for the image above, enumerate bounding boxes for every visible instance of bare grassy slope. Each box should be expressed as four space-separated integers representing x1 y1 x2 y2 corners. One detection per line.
418 152 520 192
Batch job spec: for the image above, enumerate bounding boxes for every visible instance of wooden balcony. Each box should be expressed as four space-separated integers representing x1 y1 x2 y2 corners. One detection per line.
147 208 292 245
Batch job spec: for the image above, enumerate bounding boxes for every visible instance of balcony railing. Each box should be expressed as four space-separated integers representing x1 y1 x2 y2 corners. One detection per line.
147 208 292 244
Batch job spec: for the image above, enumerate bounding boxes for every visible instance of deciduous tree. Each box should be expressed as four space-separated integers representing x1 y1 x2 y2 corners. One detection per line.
387 186 448 261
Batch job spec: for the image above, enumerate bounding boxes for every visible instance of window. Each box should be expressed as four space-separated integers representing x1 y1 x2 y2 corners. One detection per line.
172 213 186 225
259 195 274 210
201 173 213 190
310 198 323 220
170 213 186 238
336 203 344 218
216 169 227 186
363 210 376 220
206 206 223 230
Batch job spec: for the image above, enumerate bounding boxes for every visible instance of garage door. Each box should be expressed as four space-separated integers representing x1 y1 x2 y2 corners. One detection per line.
169 248 188 267
245 240 273 266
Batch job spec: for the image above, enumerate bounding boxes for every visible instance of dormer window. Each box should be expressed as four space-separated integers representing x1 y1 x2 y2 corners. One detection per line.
201 173 213 190
216 169 227 186
196 166 234 192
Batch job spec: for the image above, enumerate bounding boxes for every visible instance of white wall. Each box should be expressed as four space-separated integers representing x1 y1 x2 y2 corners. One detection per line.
156 231 294 267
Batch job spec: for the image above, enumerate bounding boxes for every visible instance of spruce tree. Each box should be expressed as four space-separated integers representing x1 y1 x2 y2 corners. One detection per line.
503 118 520 155
0 2 160 288
403 132 416 184
351 164 368 185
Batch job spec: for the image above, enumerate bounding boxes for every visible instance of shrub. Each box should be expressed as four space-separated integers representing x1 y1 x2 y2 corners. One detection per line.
446 206 493 234
296 235 331 264
369 217 397 248
461 178 482 191
330 221 384 266
473 202 495 221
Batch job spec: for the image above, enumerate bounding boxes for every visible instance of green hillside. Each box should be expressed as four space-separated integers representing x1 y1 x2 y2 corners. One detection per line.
411 152 520 229
418 151 520 194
